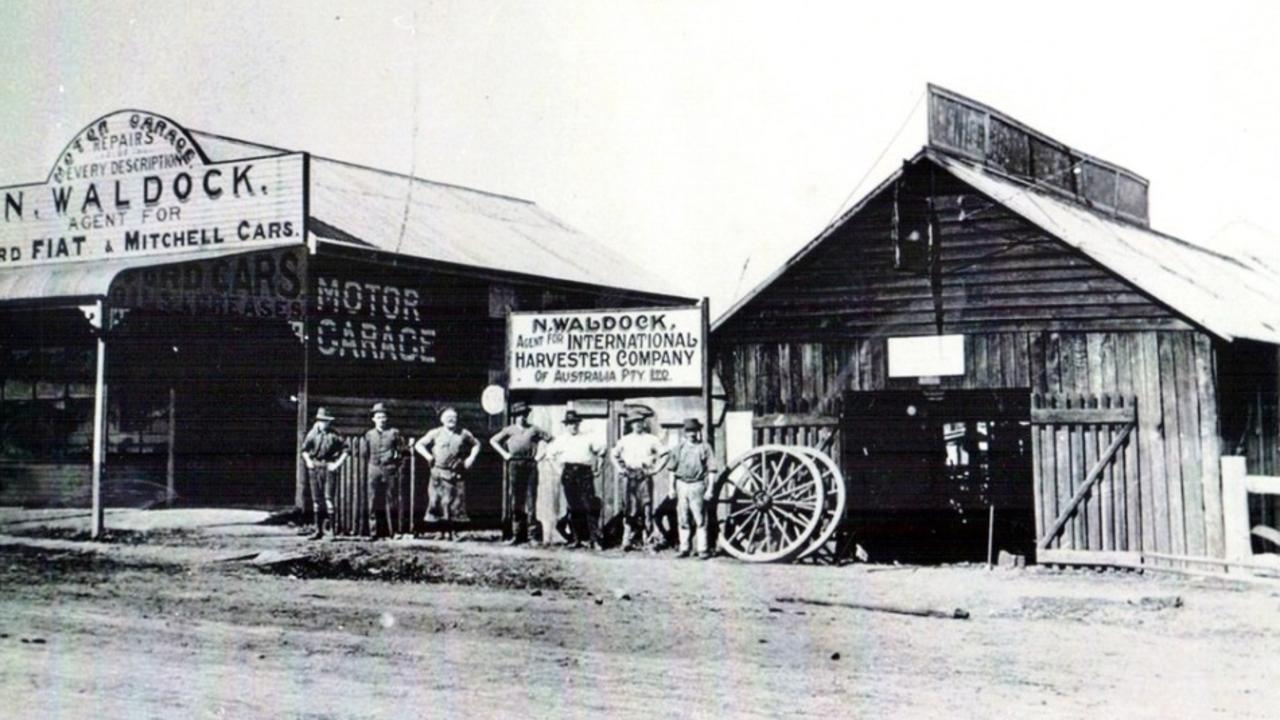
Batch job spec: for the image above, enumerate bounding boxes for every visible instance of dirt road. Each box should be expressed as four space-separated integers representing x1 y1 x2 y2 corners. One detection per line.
0 509 1277 718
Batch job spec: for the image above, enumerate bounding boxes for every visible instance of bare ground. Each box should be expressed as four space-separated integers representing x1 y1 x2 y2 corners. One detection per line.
0 509 1277 719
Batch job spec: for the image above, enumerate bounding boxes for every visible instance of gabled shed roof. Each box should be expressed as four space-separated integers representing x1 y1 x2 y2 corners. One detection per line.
716 151 1280 345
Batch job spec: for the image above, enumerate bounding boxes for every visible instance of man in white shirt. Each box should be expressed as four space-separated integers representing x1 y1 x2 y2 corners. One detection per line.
546 410 604 549
610 409 669 551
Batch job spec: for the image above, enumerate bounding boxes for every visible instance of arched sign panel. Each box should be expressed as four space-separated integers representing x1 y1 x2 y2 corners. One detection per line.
0 109 305 268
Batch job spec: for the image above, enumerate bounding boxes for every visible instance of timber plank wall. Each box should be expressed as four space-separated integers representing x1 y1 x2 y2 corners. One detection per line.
719 164 1189 342
714 161 1226 558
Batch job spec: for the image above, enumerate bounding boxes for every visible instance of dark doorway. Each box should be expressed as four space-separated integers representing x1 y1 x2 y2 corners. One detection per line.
843 389 1034 563
111 311 302 506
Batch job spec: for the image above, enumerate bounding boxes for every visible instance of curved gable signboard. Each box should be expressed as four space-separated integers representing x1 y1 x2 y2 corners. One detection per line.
0 110 305 267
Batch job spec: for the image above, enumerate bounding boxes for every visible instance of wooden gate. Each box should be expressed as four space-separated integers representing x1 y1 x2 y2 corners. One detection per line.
752 413 840 457
1031 394 1138 562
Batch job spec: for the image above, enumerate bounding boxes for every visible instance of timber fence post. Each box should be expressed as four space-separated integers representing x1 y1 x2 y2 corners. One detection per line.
1221 456 1250 563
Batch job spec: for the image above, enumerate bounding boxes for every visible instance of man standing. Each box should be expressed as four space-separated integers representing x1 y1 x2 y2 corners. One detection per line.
414 407 481 531
668 418 718 559
364 403 404 540
610 410 669 551
300 407 348 540
546 410 603 549
490 401 551 545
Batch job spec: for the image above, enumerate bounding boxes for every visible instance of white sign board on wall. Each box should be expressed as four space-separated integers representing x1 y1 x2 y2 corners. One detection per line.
509 306 704 391
887 334 966 377
0 110 305 268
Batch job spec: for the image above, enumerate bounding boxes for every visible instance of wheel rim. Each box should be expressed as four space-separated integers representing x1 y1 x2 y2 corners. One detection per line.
794 446 847 560
713 445 824 563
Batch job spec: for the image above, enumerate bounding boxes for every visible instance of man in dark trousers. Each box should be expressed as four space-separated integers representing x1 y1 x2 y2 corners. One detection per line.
300 407 348 540
363 402 404 540
414 406 481 532
490 401 552 545
547 410 604 549
610 409 669 551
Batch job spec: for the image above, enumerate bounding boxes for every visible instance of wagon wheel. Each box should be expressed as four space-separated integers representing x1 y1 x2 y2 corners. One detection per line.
793 446 847 560
712 445 825 563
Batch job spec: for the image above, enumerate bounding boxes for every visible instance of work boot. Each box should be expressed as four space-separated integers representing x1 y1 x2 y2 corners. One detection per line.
308 529 324 541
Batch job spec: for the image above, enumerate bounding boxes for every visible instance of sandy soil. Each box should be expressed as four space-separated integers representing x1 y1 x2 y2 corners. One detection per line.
1 509 1278 719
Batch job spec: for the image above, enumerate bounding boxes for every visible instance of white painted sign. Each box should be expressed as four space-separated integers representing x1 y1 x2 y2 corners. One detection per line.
0 110 305 268
887 334 966 377
509 306 704 390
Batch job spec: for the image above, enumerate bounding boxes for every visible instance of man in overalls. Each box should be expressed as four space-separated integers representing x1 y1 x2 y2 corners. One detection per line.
364 402 404 540
300 407 348 540
414 407 481 532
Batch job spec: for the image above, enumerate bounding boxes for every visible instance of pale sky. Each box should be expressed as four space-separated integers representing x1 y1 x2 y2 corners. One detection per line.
2 1 1278 315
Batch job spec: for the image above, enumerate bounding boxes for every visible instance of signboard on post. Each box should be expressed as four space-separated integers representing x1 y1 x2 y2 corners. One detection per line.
508 305 705 391
0 110 305 268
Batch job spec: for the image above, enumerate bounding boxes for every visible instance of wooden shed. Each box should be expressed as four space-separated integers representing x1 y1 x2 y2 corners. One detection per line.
712 86 1280 566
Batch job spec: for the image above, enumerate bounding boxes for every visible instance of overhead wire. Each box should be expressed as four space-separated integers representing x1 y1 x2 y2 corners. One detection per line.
727 90 928 309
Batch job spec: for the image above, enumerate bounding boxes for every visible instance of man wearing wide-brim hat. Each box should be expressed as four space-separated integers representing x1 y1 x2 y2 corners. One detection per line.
546 409 605 548
363 402 405 540
490 401 552 545
667 417 718 559
610 408 669 551
300 407 348 540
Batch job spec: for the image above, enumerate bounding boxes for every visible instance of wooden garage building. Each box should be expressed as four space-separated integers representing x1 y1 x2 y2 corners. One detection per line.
713 86 1280 565
0 109 688 534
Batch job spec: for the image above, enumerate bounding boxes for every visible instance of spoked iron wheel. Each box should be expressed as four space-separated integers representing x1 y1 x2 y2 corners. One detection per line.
793 446 847 561
712 445 825 563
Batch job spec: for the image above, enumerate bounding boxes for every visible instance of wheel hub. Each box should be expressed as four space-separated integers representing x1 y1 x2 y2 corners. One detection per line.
751 490 772 511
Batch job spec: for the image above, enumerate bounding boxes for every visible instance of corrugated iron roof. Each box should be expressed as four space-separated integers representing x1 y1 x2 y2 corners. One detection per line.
717 150 1280 345
933 153 1280 344
193 131 683 299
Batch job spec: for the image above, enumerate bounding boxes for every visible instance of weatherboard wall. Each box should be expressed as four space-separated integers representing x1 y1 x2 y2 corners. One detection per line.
713 161 1228 559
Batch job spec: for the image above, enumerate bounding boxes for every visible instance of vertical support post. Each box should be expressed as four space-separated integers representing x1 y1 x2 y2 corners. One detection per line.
294 246 311 514
410 439 416 537
166 387 176 507
297 154 313 514
501 403 512 541
701 297 713 448
1221 456 1250 563
90 298 108 539
987 504 995 569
